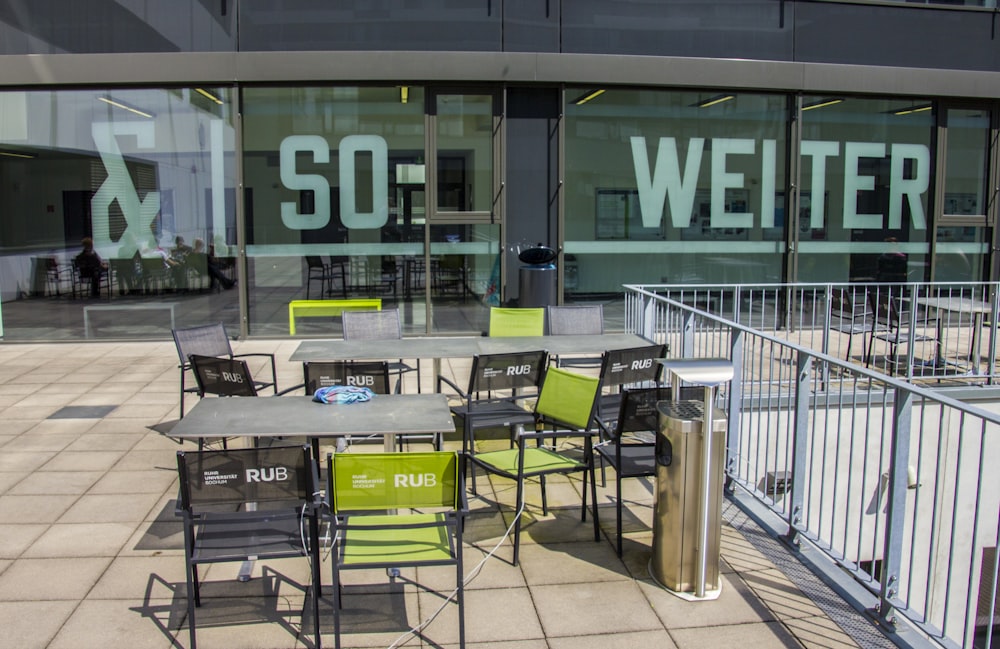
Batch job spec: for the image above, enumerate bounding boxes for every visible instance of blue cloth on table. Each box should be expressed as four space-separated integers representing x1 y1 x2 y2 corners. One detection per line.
313 385 375 404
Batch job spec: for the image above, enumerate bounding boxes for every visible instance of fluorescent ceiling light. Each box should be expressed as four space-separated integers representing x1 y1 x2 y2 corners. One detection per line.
400 86 409 104
696 94 734 108
572 89 605 105
802 98 843 112
195 88 224 105
893 104 932 116
0 150 34 159
97 96 154 118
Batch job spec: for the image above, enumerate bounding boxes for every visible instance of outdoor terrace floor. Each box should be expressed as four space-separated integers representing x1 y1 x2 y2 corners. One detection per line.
0 339 896 649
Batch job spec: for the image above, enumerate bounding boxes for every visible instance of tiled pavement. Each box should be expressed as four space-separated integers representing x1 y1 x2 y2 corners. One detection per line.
0 339 881 649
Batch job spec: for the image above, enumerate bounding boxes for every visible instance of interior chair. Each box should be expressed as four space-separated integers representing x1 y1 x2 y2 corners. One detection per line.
326 451 467 649
595 385 699 557
305 255 347 299
70 257 111 299
175 444 322 649
432 254 468 300
341 309 420 393
546 304 605 368
488 307 545 337
465 366 601 565
829 288 883 363
865 289 938 373
437 350 549 482
172 323 278 417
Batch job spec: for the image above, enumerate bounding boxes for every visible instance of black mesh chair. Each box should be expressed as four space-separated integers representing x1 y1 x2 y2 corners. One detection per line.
595 385 699 557
437 350 548 488
865 288 938 373
172 323 277 417
341 309 419 393
175 445 322 649
546 304 605 369
595 344 668 427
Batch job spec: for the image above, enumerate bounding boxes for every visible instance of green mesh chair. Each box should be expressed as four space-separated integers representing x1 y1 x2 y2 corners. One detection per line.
466 366 601 565
326 451 467 649
488 307 545 337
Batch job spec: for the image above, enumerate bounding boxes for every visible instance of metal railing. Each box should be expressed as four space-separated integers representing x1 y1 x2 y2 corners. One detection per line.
624 283 1000 649
626 282 999 383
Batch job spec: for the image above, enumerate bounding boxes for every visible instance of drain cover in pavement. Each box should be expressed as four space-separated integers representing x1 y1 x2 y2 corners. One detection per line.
48 405 118 419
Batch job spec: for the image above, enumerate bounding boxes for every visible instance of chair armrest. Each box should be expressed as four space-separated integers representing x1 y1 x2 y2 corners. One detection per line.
436 375 467 398
276 382 305 396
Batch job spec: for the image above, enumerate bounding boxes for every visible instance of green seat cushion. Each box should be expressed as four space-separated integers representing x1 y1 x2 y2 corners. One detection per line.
341 513 453 565
473 447 582 477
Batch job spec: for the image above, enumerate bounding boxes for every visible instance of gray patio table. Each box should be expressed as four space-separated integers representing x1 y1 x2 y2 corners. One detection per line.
169 393 455 453
290 332 652 363
913 296 994 375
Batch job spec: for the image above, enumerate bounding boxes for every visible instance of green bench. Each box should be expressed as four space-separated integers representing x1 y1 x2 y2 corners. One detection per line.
288 299 381 335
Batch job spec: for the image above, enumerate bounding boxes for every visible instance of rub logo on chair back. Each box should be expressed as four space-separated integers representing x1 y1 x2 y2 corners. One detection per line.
223 371 245 383
394 473 437 488
631 358 653 370
346 375 375 386
246 466 290 482
506 365 532 376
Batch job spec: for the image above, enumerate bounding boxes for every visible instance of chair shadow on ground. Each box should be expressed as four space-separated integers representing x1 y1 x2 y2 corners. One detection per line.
305 578 429 646
133 567 314 648
133 499 184 551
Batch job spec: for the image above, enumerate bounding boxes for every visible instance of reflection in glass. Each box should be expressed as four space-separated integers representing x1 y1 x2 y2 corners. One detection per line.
798 96 932 283
943 109 989 217
435 94 493 213
0 87 237 340
242 86 428 336
563 88 786 293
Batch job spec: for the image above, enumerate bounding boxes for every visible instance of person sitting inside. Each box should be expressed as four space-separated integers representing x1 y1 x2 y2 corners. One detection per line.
75 237 108 297
193 238 235 291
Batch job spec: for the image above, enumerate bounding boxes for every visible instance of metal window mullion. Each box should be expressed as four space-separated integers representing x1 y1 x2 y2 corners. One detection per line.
787 95 802 284
234 86 249 338
557 85 565 304
876 386 914 629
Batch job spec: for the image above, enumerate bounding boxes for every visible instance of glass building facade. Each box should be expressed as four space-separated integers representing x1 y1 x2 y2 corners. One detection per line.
0 1 997 340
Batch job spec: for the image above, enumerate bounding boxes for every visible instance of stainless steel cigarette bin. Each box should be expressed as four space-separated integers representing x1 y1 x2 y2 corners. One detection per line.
651 358 734 601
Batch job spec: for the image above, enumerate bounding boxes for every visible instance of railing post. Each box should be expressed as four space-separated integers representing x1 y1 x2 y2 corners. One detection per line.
782 352 811 546
725 330 744 492
642 293 657 341
682 310 695 358
873 387 913 631
904 283 918 381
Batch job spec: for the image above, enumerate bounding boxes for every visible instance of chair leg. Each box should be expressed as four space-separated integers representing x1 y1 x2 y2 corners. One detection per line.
615 474 624 557
309 516 322 649
513 476 525 566
590 464 600 543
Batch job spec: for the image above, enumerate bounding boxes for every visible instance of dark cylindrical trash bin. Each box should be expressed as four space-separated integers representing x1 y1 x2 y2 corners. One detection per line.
517 244 557 308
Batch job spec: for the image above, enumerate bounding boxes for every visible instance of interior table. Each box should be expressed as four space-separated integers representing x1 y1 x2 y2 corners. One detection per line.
169 393 455 453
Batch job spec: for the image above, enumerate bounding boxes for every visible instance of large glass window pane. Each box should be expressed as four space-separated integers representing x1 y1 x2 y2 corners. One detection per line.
564 89 786 294
434 94 494 215
942 108 989 219
428 223 500 333
0 87 237 340
798 96 932 283
241 86 427 336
